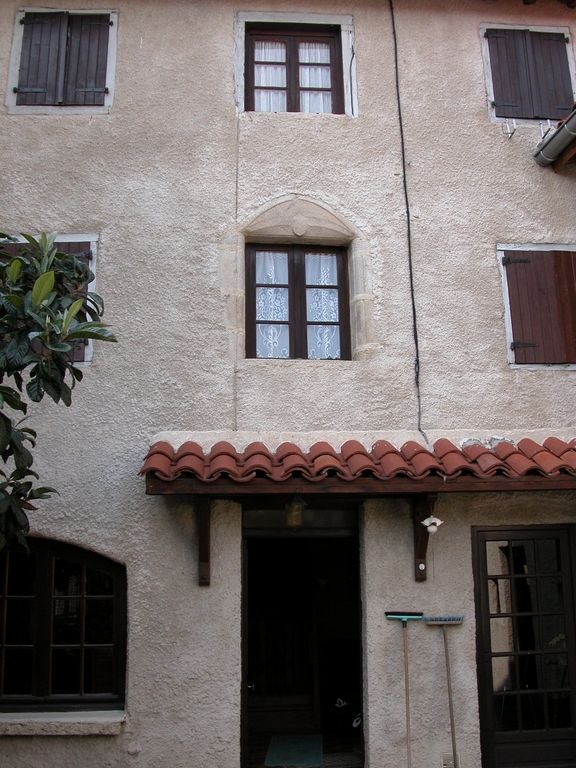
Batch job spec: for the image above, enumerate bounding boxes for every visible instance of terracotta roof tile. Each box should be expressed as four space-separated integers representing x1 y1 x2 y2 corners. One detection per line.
140 437 576 486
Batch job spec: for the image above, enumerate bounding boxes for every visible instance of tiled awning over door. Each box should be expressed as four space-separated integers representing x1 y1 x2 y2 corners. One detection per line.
140 437 576 496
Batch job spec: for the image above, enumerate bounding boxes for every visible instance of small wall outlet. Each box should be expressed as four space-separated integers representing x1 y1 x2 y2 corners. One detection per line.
442 753 460 768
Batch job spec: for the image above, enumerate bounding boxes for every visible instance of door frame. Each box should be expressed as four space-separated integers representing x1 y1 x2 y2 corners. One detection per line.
472 524 576 768
241 509 364 767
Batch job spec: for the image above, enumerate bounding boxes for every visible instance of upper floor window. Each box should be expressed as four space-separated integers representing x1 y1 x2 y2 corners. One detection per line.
483 26 575 121
499 246 576 367
234 12 358 117
245 25 344 114
5 10 118 115
0 538 127 711
245 245 351 359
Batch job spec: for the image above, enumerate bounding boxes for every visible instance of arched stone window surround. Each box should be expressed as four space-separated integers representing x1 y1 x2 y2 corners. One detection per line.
223 196 378 361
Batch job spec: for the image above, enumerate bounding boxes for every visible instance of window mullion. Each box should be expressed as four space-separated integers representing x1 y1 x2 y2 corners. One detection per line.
293 247 307 358
288 247 299 358
337 250 351 359
288 36 299 112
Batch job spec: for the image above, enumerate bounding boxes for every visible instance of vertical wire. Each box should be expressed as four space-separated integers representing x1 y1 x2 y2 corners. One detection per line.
388 0 428 445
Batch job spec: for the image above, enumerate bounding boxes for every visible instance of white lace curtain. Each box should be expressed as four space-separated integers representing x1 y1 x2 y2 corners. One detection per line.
253 40 332 113
299 42 332 114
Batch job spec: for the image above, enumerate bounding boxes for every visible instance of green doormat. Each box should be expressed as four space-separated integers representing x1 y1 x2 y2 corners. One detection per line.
265 734 323 767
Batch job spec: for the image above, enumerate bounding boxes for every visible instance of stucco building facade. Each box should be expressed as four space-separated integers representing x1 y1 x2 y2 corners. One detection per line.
1 0 576 766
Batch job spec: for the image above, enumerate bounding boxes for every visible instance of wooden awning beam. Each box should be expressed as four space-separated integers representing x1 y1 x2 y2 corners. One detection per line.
146 473 576 497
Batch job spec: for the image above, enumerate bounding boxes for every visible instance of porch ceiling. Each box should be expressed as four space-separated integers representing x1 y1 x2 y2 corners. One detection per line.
140 436 576 496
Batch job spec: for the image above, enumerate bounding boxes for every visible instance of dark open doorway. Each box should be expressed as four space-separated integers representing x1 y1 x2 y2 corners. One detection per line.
242 510 363 768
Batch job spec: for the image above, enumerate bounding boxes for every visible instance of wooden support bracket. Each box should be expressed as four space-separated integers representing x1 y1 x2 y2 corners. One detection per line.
413 493 437 581
197 498 211 586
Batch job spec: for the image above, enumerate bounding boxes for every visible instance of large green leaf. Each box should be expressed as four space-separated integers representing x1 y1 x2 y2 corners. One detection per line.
31 271 55 307
5 333 30 368
62 298 84 335
7 260 22 283
66 325 117 342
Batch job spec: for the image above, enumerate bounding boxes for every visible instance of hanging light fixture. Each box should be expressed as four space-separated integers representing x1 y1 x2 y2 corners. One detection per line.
286 495 306 527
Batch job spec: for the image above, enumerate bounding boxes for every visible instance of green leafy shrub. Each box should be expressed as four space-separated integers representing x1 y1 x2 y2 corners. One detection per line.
0 232 116 550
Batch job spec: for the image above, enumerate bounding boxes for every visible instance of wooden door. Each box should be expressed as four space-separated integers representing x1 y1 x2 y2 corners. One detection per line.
474 526 576 768
245 539 321 733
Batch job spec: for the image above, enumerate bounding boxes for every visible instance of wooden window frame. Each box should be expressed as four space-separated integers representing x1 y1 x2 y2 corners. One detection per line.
5 10 118 115
498 244 576 369
245 24 345 114
473 525 576 768
245 244 351 360
481 24 576 124
3 234 99 366
0 538 127 712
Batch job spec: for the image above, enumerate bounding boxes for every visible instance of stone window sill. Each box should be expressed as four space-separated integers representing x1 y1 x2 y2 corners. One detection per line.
0 710 126 736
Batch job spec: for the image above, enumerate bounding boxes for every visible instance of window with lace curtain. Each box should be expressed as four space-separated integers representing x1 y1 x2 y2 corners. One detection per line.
245 245 351 359
245 25 344 114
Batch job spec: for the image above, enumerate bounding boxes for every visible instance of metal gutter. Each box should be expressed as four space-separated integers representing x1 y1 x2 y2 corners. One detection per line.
534 106 576 166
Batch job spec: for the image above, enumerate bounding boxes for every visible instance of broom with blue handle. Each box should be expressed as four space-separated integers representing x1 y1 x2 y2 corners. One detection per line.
424 615 465 768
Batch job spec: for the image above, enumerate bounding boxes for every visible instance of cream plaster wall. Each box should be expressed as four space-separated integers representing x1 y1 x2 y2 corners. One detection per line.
0 0 576 765
362 493 576 768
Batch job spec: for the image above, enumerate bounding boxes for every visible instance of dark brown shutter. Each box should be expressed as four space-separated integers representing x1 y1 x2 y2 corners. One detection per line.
487 29 574 120
529 32 574 120
504 250 576 364
486 29 532 119
64 15 110 106
16 12 67 106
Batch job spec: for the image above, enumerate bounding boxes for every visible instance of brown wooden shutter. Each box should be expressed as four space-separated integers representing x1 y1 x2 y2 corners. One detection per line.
486 29 532 119
487 29 574 120
504 250 576 364
16 12 67 106
64 15 110 106
528 32 574 120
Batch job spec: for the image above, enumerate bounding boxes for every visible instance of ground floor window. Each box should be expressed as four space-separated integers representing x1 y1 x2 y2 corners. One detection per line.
0 538 126 710
473 526 576 768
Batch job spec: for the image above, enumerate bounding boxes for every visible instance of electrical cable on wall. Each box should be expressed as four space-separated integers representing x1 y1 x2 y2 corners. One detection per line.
388 0 428 445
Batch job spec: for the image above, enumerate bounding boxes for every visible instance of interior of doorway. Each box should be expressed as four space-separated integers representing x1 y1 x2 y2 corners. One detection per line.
243 535 363 768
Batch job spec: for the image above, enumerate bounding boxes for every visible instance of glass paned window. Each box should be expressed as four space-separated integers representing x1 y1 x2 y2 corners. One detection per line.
246 246 350 360
0 539 126 710
246 26 343 114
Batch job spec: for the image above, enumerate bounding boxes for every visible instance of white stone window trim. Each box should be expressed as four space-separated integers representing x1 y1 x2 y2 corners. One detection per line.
234 11 358 117
8 233 99 366
498 242 576 370
479 23 576 128
0 710 126 736
5 9 118 116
